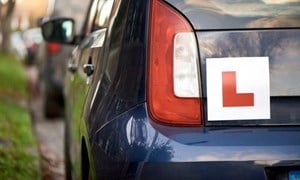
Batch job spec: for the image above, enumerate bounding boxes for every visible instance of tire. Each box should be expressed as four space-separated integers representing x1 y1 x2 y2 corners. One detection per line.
64 119 73 180
81 139 90 180
43 84 64 118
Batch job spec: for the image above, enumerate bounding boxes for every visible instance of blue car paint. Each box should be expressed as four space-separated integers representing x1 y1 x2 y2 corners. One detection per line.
91 103 300 179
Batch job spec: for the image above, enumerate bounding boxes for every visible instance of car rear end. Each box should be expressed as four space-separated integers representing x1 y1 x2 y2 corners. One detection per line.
145 0 300 179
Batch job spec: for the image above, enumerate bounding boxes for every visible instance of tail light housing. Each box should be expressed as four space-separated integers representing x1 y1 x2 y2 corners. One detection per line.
47 42 61 55
148 0 203 126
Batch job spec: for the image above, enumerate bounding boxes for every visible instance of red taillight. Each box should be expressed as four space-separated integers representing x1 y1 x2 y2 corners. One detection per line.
47 42 61 55
148 0 203 126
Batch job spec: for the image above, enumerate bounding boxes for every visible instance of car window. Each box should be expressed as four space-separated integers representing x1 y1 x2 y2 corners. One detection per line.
166 0 300 29
187 0 300 17
92 0 115 31
83 0 99 35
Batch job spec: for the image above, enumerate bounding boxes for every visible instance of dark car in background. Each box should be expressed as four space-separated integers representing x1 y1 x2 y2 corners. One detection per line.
39 0 89 118
41 0 300 179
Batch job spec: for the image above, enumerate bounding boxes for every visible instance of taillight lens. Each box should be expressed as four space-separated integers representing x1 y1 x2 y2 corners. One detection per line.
47 42 61 55
148 0 202 126
174 32 200 98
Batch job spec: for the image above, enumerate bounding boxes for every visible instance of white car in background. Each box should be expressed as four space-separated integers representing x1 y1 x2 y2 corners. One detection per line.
22 28 43 65
10 31 27 60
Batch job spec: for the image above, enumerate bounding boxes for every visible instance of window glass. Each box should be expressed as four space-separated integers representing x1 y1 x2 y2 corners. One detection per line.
188 0 300 17
93 0 115 30
167 0 300 29
83 0 99 34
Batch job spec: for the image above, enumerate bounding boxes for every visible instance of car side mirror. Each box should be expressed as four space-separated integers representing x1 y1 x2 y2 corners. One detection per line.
41 18 75 44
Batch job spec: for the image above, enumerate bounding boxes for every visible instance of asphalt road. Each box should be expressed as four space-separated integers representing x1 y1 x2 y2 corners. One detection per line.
26 66 65 180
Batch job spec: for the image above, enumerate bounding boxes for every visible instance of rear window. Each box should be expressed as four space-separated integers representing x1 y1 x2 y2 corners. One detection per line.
197 29 300 125
166 0 300 29
190 0 300 17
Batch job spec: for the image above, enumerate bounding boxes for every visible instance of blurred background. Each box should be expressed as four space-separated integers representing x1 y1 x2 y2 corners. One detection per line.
1 0 87 58
0 0 89 179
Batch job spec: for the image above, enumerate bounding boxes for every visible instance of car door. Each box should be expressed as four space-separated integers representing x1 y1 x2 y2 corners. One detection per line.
64 0 115 179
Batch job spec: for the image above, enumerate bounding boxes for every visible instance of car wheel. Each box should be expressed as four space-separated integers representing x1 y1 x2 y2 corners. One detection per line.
81 138 91 180
44 88 64 118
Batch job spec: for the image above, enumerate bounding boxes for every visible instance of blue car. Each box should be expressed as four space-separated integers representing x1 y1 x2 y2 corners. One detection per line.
41 0 300 179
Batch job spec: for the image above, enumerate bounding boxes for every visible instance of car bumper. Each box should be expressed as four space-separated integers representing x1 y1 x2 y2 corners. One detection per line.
92 103 300 179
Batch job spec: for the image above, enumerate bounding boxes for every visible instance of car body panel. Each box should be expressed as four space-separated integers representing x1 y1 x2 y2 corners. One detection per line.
84 0 147 137
91 103 300 179
65 0 149 178
65 28 107 179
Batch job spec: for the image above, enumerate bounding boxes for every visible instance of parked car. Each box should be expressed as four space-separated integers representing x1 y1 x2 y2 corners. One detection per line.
10 31 27 61
41 0 300 179
38 0 89 118
22 28 43 65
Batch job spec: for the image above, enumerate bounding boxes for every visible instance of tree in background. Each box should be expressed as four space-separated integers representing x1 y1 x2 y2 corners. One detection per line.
0 0 16 54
